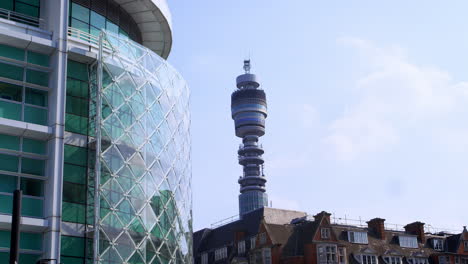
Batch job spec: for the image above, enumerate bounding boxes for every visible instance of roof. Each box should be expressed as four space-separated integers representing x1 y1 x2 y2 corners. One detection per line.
264 223 294 245
193 207 306 253
118 0 172 58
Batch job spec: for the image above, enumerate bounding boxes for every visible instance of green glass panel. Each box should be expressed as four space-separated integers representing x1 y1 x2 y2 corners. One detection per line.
119 28 129 38
22 138 46 154
0 0 13 10
0 154 19 172
26 69 48 86
0 174 16 193
0 194 13 214
0 133 20 150
15 3 39 18
0 100 21 121
90 26 101 37
21 157 45 176
27 51 49 67
63 163 86 184
0 44 24 61
0 81 22 102
66 95 88 116
21 196 43 217
66 78 88 97
90 11 105 30
25 88 47 106
63 182 86 203
62 202 85 224
20 232 42 250
65 114 88 135
67 60 88 81
106 20 119 34
60 256 85 264
19 254 41 264
64 145 87 166
0 62 24 81
24 106 47 125
18 0 40 6
20 178 43 197
71 18 89 33
0 230 10 248
71 3 89 22
61 235 85 257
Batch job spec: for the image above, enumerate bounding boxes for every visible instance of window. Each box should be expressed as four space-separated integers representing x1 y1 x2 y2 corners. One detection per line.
0 133 47 218
408 258 429 264
455 257 459 264
250 236 256 249
433 239 444 251
214 247 227 261
66 60 89 135
68 2 134 40
322 228 331 239
238 240 246 254
399 236 418 248
462 258 468 264
464 241 468 251
201 253 208 264
348 231 368 244
62 145 88 224
263 248 271 264
360 255 377 264
318 245 337 264
439 256 449 264
384 257 402 264
0 0 40 21
259 232 267 244
338 248 346 264
0 44 49 126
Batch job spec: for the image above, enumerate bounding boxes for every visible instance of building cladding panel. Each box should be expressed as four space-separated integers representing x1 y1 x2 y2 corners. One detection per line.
0 0 190 263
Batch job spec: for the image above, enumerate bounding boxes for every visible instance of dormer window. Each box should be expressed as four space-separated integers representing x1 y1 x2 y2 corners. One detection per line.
201 253 208 264
322 228 331 239
214 247 227 261
356 254 378 264
259 232 267 245
399 236 418 248
439 256 449 264
407 258 428 264
348 231 368 244
384 256 402 264
432 239 444 251
238 240 245 254
464 241 468 251
250 236 256 249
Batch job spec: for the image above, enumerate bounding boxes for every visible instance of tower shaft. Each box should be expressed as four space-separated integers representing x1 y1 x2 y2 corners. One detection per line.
231 60 268 217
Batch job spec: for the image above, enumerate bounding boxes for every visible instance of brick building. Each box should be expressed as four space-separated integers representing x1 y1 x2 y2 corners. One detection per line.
193 209 468 264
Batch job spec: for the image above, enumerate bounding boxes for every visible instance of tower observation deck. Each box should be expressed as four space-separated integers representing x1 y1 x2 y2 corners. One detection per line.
231 60 268 217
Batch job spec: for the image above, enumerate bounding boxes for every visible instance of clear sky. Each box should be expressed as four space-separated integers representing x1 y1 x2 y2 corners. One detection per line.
166 1 468 232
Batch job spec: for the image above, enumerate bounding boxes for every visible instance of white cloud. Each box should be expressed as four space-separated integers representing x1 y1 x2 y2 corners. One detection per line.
324 37 468 160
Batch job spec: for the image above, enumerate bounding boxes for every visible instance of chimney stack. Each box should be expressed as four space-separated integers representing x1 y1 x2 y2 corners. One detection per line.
404 222 425 243
367 218 386 240
314 211 332 224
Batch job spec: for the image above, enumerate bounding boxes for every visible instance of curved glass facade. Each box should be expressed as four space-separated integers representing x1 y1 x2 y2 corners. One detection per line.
91 31 192 264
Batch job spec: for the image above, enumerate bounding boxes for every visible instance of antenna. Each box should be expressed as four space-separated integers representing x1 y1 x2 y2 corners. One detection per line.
243 59 251 74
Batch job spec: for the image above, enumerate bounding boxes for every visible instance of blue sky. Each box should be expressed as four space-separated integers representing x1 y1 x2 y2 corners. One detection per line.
167 1 468 231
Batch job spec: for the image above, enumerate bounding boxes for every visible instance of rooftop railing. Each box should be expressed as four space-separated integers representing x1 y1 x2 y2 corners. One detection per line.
0 8 44 28
67 27 112 50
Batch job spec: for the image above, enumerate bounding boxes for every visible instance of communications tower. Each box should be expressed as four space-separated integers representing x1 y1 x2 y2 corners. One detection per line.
231 60 268 217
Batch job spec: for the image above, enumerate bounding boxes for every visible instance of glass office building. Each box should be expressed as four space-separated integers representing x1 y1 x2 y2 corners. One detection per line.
0 1 192 263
